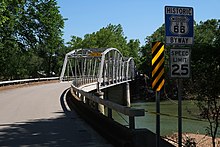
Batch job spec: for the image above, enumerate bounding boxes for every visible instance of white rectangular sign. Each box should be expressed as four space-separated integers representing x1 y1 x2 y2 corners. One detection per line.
170 49 190 78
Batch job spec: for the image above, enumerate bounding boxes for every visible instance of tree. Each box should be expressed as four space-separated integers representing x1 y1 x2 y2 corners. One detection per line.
67 24 139 58
0 0 65 80
22 0 65 76
139 24 175 99
139 24 166 74
127 39 141 66
192 19 220 62
189 19 220 147
192 59 220 147
67 36 83 49
0 0 23 79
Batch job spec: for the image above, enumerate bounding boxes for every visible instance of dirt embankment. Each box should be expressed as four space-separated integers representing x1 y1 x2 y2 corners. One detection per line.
165 133 220 147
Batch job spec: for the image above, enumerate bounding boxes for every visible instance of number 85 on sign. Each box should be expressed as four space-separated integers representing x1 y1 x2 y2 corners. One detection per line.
170 49 191 78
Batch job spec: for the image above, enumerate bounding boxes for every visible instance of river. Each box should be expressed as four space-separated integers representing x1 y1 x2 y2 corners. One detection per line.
112 100 209 136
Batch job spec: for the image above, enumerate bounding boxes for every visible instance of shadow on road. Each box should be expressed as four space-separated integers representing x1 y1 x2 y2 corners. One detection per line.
0 89 111 147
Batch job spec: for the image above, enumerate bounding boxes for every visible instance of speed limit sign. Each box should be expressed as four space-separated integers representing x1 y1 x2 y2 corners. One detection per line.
170 48 190 78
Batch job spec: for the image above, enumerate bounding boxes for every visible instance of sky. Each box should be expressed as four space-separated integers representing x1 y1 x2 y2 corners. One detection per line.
56 0 220 45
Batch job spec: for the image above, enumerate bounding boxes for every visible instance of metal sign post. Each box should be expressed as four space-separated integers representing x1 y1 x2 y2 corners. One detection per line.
165 5 194 147
152 42 165 147
178 79 182 147
170 48 189 147
156 91 160 147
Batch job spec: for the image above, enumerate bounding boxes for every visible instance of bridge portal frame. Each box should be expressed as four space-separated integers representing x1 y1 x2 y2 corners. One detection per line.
60 48 136 90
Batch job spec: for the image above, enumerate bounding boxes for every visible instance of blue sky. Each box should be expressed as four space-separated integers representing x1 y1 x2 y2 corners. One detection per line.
57 0 220 45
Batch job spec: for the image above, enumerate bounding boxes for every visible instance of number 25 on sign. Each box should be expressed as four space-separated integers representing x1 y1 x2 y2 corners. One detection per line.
170 49 190 78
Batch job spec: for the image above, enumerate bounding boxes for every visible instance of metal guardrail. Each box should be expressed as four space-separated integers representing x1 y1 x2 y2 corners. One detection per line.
0 77 59 86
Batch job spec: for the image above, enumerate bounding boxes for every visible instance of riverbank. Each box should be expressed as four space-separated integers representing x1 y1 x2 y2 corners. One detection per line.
165 133 220 147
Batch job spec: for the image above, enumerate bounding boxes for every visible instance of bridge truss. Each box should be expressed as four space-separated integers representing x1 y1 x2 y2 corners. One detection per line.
60 48 136 90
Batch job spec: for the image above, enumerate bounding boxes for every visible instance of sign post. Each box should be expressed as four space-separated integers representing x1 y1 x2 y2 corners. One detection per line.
177 78 182 147
165 5 194 147
152 42 165 147
170 48 190 146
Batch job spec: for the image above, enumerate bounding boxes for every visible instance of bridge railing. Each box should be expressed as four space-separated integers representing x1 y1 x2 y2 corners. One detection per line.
98 48 135 89
71 76 97 87
0 77 59 87
70 84 145 129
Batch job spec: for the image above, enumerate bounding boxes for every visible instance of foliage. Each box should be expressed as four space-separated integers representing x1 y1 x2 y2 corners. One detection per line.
139 24 176 99
67 24 141 64
0 0 65 80
139 19 220 99
188 19 220 147
191 59 220 147
183 135 196 147
139 24 167 74
141 19 220 146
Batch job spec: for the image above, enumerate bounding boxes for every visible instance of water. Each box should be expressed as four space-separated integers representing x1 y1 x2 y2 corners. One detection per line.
112 100 209 136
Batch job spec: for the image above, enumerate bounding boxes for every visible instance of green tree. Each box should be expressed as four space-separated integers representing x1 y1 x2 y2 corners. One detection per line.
67 24 138 58
67 36 83 49
0 0 65 80
139 24 165 73
23 0 65 76
0 0 23 79
139 24 167 89
190 19 220 147
127 39 141 66
0 0 9 27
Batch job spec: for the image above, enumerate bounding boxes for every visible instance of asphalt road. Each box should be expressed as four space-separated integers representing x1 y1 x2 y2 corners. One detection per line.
0 82 112 147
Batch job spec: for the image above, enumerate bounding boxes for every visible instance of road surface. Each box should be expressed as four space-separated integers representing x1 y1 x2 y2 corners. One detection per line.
0 82 112 147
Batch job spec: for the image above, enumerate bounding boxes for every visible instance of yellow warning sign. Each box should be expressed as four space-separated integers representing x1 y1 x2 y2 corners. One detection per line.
152 42 165 91
89 52 102 57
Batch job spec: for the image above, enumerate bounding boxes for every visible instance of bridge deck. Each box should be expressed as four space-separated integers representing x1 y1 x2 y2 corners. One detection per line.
0 82 112 147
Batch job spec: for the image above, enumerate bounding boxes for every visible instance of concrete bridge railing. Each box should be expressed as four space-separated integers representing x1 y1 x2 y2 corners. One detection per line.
0 77 59 87
70 83 145 129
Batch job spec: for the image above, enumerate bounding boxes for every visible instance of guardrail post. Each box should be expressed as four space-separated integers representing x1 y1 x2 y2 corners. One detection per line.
126 82 131 107
95 91 105 115
129 116 135 129
82 96 86 103
108 108 112 119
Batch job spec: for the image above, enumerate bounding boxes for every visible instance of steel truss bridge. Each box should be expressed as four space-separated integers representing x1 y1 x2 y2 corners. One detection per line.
60 48 136 91
60 48 144 129
58 48 173 146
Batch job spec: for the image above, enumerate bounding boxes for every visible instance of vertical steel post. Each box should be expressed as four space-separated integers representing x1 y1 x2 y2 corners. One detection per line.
156 91 160 147
95 91 105 115
178 79 182 147
129 116 135 129
126 82 131 107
